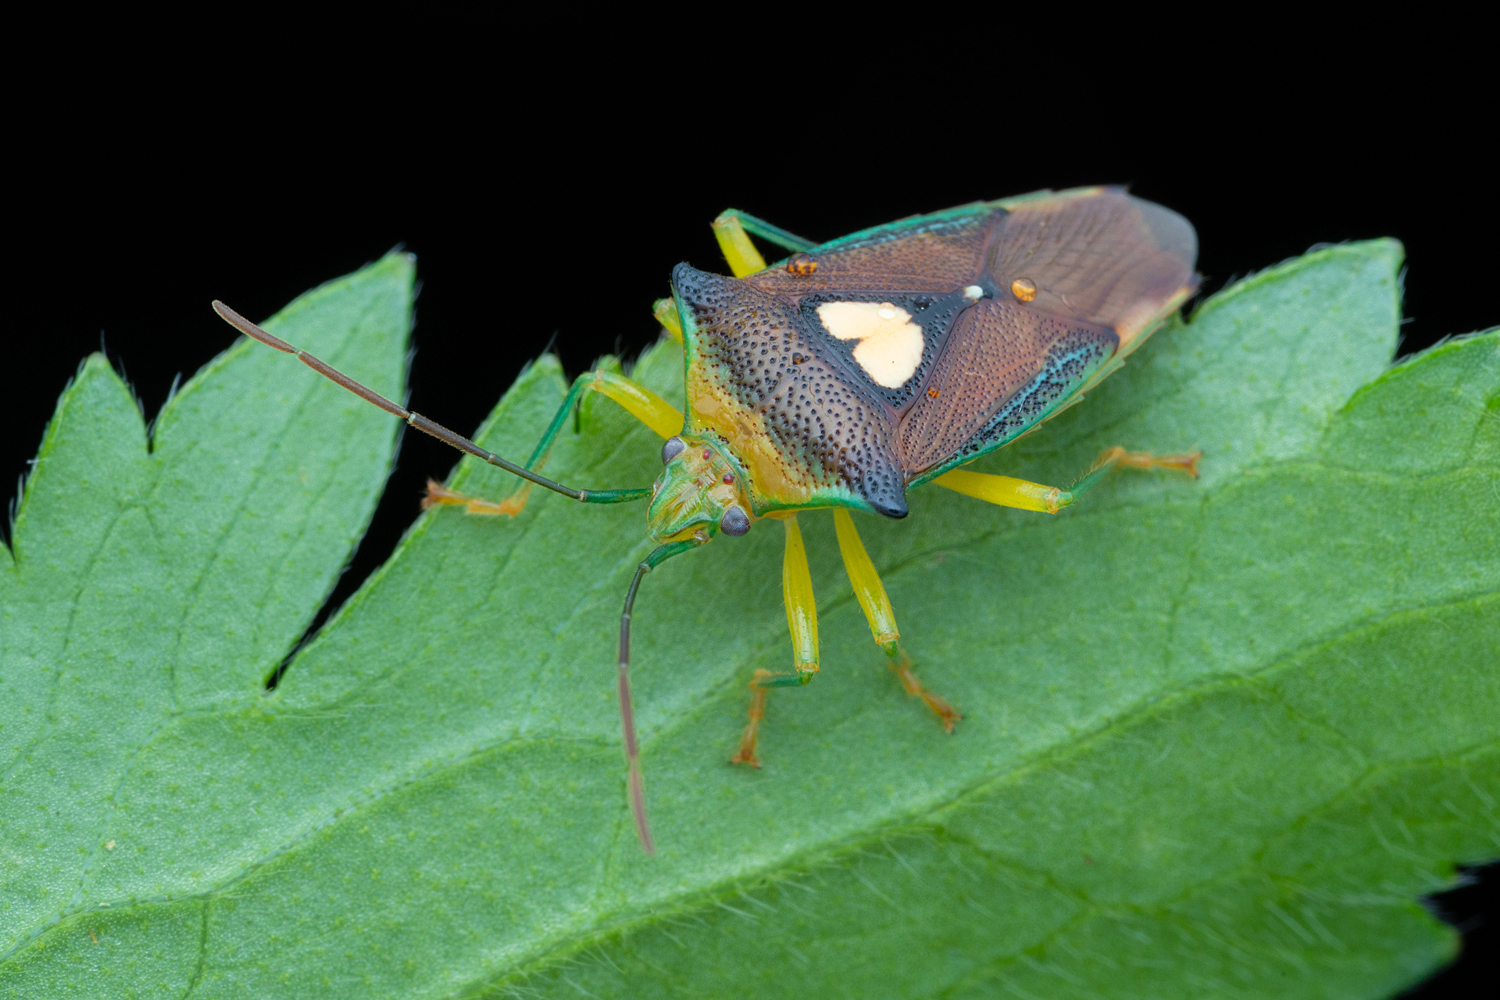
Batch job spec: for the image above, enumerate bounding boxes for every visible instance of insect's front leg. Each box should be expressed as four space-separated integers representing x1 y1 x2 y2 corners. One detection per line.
731 514 819 767
832 510 961 731
424 369 683 517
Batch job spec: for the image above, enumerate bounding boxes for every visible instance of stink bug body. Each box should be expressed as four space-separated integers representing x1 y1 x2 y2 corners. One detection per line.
213 186 1201 854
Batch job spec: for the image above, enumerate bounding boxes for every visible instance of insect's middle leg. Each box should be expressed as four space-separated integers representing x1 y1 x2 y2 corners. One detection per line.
731 514 819 768
423 369 683 517
711 209 817 278
832 510 961 731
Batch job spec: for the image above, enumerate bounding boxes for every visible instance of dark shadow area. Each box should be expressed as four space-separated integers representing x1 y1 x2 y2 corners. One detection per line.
1400 860 1498 998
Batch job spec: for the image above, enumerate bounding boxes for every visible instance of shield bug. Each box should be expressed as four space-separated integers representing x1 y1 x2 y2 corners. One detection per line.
213 186 1201 854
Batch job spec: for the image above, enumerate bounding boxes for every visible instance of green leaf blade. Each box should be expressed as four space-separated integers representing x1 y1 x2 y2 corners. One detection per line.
1 253 412 960
2 242 1494 999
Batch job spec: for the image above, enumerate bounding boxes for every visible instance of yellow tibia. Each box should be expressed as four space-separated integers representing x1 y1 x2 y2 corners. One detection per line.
781 515 819 672
590 370 682 440
652 298 683 344
832 509 899 650
933 468 1064 513
712 213 768 278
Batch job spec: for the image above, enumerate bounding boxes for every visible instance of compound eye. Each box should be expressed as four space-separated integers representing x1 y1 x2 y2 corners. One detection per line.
719 505 751 537
661 436 686 464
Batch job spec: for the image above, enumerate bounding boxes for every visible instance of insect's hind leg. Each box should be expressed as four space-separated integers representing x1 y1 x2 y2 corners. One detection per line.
832 510 961 731
933 448 1200 513
1062 447 1200 504
425 369 684 517
731 514 820 767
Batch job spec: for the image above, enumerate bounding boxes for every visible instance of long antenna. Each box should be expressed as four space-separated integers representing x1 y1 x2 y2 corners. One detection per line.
212 301 651 506
618 540 698 854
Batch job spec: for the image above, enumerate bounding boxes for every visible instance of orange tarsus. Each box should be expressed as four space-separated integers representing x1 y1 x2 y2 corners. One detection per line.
1160 452 1202 478
891 653 961 733
422 478 529 516
1092 448 1201 480
730 670 774 767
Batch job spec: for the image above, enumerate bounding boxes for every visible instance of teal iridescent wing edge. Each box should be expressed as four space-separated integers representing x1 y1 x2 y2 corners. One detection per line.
755 188 1100 267
801 202 995 257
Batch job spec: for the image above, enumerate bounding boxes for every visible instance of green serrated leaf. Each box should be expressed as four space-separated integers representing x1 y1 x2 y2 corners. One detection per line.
2 240 1495 1000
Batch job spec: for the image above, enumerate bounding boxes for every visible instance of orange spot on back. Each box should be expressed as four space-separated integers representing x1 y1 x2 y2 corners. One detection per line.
786 253 818 276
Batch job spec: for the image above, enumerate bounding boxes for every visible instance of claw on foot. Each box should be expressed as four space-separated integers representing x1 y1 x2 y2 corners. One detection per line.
729 748 761 768
730 670 773 767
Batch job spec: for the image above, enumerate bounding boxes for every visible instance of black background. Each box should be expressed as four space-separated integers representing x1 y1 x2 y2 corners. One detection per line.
6 42 1493 997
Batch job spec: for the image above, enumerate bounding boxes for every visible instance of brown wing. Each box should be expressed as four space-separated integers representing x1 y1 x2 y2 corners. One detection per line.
984 187 1198 353
900 301 1118 478
900 189 1197 482
737 208 1003 415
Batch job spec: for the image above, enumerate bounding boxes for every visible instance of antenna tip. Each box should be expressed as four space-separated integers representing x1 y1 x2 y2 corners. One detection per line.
212 301 297 354
628 760 656 855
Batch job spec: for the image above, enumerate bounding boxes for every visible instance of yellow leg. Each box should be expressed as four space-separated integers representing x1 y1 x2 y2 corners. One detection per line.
781 514 819 676
712 213 769 278
933 447 1200 513
653 209 816 338
732 514 819 767
649 219 765 341
832 510 961 732
932 468 1068 512
653 298 683 344
714 208 816 276
426 369 684 517
584 369 682 440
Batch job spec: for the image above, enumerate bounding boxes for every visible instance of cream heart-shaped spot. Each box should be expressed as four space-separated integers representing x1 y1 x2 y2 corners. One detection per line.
815 301 925 388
